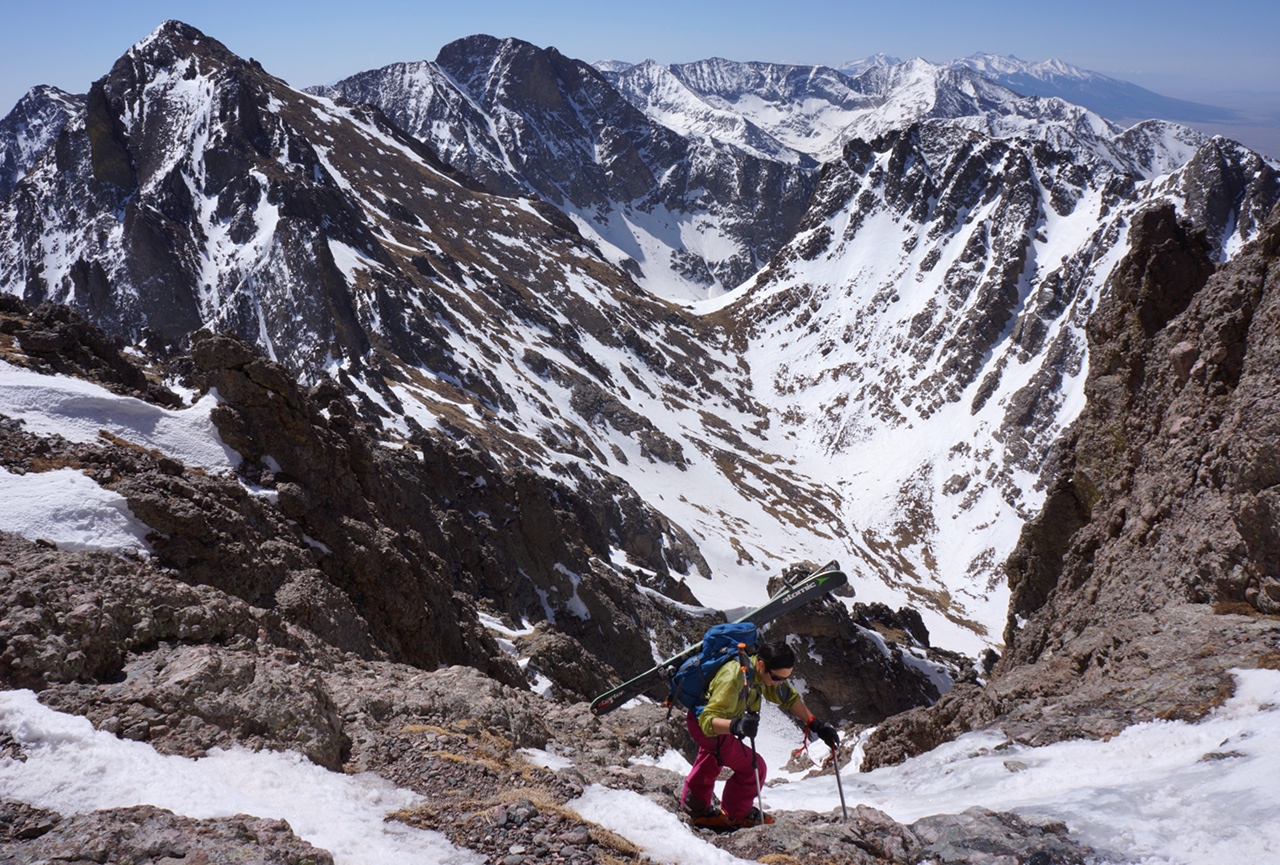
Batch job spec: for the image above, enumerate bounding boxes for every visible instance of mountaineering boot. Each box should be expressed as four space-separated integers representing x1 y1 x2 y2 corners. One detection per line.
690 806 774 831
734 807 774 828
681 793 721 819
689 810 735 830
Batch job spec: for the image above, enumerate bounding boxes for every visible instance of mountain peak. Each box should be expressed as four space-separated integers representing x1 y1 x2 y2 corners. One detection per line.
124 19 243 73
953 52 1240 124
435 33 537 66
133 19 208 54
592 59 635 74
838 52 903 76
10 84 81 113
0 84 84 198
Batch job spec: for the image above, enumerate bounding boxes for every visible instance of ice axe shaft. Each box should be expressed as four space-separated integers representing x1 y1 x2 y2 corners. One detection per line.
737 643 766 822
833 748 848 820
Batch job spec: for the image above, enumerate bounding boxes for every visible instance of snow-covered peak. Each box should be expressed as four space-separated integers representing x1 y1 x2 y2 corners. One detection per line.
592 59 635 75
667 57 858 105
127 19 223 63
950 52 1240 125
0 85 83 198
606 51 1216 176
610 57 869 159
4 83 81 117
837 52 903 76
603 59 803 163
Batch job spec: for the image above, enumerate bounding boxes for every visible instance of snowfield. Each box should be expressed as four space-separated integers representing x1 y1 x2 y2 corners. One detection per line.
3 669 1277 865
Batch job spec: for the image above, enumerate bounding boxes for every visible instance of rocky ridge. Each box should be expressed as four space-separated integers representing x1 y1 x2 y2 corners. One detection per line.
2 651 1093 865
0 800 334 865
0 528 1080 864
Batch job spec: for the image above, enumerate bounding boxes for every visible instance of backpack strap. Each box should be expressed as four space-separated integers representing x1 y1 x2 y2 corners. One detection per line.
736 643 754 704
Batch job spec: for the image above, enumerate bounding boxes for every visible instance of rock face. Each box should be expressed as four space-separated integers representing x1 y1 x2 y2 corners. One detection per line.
763 568 955 725
862 203 1280 769
0 800 333 864
1006 201 1280 645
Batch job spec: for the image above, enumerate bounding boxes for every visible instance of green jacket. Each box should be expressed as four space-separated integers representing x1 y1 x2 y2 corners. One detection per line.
698 654 800 738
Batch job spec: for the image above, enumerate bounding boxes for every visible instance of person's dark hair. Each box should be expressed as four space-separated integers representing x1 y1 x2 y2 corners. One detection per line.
757 640 796 672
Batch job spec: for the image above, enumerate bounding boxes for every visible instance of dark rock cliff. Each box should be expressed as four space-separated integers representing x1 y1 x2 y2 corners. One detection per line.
862 202 1280 768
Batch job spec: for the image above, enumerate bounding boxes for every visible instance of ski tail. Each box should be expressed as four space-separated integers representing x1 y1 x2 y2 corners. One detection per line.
589 650 689 716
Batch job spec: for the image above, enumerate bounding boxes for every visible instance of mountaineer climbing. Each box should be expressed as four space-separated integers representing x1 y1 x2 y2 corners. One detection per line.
679 638 840 829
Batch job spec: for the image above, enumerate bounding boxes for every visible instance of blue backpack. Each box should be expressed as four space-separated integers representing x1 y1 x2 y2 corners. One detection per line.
668 622 758 714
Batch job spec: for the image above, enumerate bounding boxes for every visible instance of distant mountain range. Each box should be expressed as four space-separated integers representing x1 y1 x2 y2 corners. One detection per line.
949 53 1243 125
604 52 1247 132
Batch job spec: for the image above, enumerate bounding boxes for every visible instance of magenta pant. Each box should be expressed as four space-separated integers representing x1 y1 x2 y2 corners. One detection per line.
681 711 766 819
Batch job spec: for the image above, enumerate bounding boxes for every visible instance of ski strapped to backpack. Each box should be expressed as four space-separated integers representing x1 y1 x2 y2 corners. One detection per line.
589 560 849 717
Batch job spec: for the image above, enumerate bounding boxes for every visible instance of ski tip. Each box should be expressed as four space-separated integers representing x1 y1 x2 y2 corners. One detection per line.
820 569 848 587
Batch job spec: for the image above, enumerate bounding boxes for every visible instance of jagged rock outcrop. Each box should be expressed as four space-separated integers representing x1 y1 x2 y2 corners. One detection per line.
861 202 1280 769
0 802 333 864
713 805 1091 865
1006 200 1280 640
763 568 954 725
0 531 355 768
0 294 180 406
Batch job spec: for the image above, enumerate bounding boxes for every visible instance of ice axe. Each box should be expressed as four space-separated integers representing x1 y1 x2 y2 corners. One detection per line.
802 715 848 821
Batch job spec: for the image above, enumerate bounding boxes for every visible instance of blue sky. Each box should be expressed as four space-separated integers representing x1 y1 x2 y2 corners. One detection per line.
2 0 1278 115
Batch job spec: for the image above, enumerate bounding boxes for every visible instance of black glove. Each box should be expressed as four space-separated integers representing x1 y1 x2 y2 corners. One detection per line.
729 714 759 739
810 717 840 748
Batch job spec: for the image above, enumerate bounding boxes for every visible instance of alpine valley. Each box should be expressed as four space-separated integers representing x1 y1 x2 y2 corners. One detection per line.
1 20 1279 865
